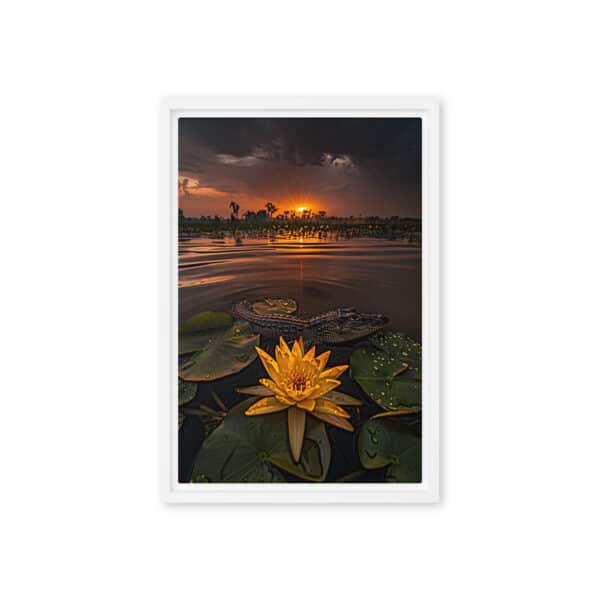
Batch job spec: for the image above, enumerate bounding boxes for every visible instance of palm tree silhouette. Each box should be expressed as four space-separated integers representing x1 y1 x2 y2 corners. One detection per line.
229 201 240 218
265 202 278 219
229 201 240 237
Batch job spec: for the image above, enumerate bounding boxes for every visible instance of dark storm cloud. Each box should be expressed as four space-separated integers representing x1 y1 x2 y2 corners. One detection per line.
180 117 420 171
178 117 421 217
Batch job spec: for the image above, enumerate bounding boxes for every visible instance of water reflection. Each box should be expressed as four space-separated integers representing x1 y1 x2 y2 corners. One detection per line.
179 235 421 340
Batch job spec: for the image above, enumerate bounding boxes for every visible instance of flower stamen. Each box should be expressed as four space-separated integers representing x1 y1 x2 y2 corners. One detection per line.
241 336 359 463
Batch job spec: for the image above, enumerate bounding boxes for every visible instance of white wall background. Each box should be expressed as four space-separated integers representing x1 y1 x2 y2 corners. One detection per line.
1 1 599 598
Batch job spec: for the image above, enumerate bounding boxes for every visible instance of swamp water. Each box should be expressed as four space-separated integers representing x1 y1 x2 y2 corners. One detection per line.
178 235 422 483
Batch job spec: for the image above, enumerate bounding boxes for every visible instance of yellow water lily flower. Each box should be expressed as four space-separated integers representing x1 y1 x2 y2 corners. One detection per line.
236 336 361 462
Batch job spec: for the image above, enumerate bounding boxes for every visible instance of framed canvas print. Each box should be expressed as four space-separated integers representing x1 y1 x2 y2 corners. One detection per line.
160 96 439 503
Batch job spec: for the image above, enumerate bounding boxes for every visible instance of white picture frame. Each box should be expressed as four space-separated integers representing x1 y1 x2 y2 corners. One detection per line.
159 96 440 503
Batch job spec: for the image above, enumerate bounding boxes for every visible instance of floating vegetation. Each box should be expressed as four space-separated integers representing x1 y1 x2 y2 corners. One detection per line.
180 310 233 334
251 297 298 316
179 311 260 381
178 381 198 429
179 216 422 243
350 331 422 410
190 397 332 482
183 404 227 436
178 380 197 406
178 300 422 483
357 416 422 483
371 408 418 420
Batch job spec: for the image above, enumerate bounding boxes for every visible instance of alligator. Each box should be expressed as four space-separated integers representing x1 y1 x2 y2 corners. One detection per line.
231 299 389 344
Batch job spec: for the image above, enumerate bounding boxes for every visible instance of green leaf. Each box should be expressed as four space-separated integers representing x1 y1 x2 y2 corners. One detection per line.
179 311 238 355
357 417 421 483
385 453 421 482
350 332 422 410
190 398 331 482
251 297 298 316
179 311 233 334
370 331 422 373
179 320 260 382
178 380 197 406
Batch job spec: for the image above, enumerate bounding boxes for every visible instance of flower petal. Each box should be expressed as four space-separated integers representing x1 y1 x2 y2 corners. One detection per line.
278 336 292 357
297 398 316 412
319 364 349 380
321 391 362 406
275 394 296 406
287 406 306 463
311 411 354 432
235 384 275 397
315 350 331 370
303 345 316 362
306 378 342 401
292 338 304 359
371 408 419 420
314 399 350 418
255 346 280 380
275 345 291 371
245 397 289 416
259 378 286 397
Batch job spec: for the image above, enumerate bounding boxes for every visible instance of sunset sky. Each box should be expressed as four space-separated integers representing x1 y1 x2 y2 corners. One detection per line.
178 118 421 218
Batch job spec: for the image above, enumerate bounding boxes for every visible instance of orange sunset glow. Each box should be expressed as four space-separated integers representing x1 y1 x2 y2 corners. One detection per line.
178 117 422 218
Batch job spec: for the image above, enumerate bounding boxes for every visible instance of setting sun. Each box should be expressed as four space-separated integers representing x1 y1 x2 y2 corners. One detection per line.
296 206 309 214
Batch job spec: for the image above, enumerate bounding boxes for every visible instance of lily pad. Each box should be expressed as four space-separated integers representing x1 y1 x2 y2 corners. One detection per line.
179 318 260 382
180 311 233 334
350 332 422 410
190 398 331 482
251 297 298 316
178 380 197 406
370 331 422 373
179 311 236 354
358 417 421 483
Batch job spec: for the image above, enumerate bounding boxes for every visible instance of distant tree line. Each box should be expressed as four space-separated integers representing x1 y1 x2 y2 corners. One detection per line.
180 200 416 224
179 200 421 241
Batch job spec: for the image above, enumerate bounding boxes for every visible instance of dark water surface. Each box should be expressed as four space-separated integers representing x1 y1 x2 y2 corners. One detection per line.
179 236 421 340
178 235 422 482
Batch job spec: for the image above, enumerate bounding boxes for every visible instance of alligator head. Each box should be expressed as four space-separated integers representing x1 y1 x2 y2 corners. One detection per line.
322 307 389 343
